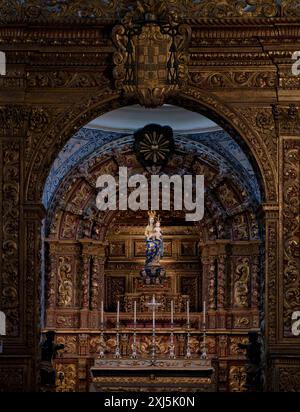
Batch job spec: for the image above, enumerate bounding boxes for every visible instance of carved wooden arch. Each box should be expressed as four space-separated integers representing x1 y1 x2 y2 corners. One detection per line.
46 142 259 245
171 88 277 203
25 87 274 206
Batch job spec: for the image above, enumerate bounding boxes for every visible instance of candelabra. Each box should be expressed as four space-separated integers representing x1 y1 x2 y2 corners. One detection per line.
99 323 105 358
200 301 207 359
115 322 121 359
201 330 208 360
131 329 137 359
185 322 192 359
169 323 176 359
201 316 208 360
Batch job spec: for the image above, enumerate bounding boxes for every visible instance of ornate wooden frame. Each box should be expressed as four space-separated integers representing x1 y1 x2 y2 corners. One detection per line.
0 0 299 392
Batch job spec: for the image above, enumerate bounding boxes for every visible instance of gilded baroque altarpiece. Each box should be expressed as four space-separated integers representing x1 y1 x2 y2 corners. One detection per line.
0 0 299 392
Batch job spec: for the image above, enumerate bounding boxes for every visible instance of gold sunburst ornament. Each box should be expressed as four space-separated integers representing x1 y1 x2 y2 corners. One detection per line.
134 124 174 170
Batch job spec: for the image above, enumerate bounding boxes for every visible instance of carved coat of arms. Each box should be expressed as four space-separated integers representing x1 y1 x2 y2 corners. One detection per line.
112 1 191 107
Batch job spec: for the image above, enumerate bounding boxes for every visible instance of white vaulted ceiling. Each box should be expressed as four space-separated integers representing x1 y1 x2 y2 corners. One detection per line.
85 104 220 134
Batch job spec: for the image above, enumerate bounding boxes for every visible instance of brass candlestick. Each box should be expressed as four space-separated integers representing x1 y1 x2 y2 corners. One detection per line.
185 322 191 359
99 323 105 358
169 324 176 359
131 328 137 359
114 323 121 359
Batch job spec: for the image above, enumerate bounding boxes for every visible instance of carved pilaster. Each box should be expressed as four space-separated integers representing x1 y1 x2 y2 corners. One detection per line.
207 257 216 310
80 240 107 310
217 255 226 309
263 207 279 345
1 141 20 337
81 254 91 309
282 138 300 337
47 244 58 308
251 255 260 309
91 257 105 310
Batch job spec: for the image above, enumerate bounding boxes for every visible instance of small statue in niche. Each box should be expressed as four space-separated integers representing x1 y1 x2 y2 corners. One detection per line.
238 331 262 391
40 330 65 389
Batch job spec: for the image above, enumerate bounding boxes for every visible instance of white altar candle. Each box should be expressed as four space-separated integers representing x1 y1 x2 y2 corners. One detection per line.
187 300 190 325
134 300 137 326
171 300 174 325
117 300 120 325
100 300 104 325
203 300 206 325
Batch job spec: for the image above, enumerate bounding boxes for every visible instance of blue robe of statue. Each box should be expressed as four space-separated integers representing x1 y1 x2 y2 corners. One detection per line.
145 238 163 266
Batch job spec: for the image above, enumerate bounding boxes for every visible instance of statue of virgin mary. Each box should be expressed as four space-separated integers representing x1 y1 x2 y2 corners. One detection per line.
142 212 165 284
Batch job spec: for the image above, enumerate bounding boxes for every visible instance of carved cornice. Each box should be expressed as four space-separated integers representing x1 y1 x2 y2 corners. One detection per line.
1 0 299 25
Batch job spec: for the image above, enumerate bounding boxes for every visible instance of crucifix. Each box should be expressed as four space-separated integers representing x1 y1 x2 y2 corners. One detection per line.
145 295 162 364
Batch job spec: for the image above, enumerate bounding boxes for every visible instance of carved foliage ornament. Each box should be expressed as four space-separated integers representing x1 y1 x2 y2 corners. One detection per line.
0 1 285 22
112 1 191 107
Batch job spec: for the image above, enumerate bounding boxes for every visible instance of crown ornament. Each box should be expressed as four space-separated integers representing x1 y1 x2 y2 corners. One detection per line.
148 211 157 219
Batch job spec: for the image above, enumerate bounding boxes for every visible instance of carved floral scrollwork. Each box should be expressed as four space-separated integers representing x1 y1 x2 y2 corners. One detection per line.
229 366 247 392
47 245 57 308
251 255 259 308
266 221 277 343
233 258 250 308
91 257 105 310
1 142 20 336
0 105 50 138
27 71 110 89
283 140 300 336
0 105 28 135
182 0 278 18
81 255 91 309
191 71 277 89
217 255 226 309
207 257 217 310
57 256 73 307
55 363 77 392
0 0 282 23
0 0 118 23
278 367 300 392
56 335 78 355
281 0 300 17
